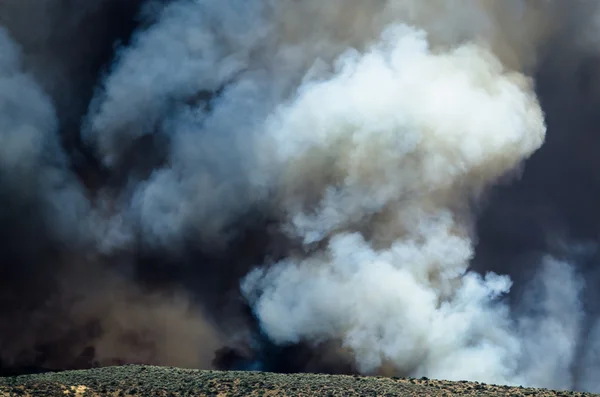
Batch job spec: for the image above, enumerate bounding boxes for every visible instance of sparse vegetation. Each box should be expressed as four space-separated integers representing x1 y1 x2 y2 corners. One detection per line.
0 366 598 397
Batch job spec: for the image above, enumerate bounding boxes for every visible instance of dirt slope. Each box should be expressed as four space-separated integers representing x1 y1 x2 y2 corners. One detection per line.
0 365 597 397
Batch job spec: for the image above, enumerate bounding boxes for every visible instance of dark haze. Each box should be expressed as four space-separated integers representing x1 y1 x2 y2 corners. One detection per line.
1 0 600 392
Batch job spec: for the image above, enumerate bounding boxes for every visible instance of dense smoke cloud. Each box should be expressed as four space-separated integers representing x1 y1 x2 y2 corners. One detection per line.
2 0 600 393
242 21 545 383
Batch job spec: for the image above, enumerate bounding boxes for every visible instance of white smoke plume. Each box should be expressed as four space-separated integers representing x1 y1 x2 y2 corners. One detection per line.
517 258 584 390
4 0 600 393
242 22 545 385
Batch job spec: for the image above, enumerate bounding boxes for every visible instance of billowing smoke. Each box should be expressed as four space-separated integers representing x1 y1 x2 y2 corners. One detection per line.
2 0 600 393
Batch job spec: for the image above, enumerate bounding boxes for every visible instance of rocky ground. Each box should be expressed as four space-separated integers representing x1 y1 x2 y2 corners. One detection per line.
0 365 597 396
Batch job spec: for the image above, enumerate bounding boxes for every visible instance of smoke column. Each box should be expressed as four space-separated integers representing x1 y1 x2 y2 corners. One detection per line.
2 0 600 393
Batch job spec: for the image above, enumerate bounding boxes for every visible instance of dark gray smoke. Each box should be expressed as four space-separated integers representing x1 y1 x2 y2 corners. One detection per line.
1 0 600 392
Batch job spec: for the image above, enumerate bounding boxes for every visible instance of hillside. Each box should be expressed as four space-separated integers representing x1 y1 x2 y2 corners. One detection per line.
0 366 596 397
